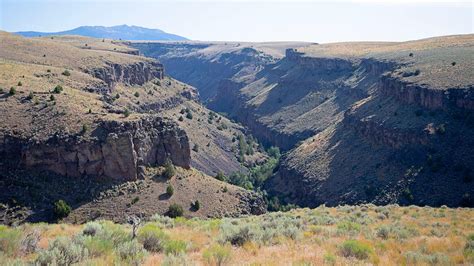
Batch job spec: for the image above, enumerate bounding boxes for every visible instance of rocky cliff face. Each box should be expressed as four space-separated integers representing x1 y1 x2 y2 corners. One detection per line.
381 74 474 111
86 61 164 89
1 117 190 181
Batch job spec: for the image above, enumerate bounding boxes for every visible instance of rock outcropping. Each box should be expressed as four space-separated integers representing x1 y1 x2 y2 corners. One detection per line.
86 61 164 89
1 117 190 181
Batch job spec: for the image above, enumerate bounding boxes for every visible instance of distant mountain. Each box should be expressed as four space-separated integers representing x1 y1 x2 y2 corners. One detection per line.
15 25 188 41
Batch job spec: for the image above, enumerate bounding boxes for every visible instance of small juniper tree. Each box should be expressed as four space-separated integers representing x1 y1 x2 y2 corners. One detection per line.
166 184 174 196
167 204 184 218
53 200 71 219
191 200 200 211
163 158 176 179
123 108 130 118
52 85 63 94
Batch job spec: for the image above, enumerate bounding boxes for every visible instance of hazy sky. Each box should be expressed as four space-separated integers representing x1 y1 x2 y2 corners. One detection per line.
0 0 472 43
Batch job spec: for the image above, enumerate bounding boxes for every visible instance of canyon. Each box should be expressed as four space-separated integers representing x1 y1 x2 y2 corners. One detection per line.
133 34 474 208
1 32 473 225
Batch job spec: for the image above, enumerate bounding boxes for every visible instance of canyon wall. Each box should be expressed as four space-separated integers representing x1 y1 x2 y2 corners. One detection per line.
0 117 190 181
85 61 164 89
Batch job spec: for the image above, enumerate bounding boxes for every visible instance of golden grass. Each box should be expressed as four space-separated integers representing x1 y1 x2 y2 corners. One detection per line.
1 205 472 265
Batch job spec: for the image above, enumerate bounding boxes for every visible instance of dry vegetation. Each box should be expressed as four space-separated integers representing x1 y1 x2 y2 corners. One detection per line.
297 34 474 89
1 205 472 265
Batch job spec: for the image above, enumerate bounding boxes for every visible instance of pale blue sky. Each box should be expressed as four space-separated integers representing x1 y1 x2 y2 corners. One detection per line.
0 0 472 43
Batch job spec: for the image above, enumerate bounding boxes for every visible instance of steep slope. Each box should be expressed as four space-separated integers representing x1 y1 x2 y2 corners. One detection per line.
132 41 308 101
134 35 474 207
0 31 265 224
15 24 188 41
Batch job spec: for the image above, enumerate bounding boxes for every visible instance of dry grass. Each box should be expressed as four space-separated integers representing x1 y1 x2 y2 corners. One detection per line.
1 205 472 265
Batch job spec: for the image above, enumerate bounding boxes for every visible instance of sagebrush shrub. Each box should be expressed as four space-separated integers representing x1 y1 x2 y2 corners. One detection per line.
338 240 373 260
162 253 191 266
138 223 168 252
150 214 175 228
82 222 103 237
0 225 23 257
164 239 187 255
35 237 89 266
203 244 232 266
115 240 147 264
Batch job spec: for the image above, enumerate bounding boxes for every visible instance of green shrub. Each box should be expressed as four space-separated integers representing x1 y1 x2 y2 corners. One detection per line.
166 184 174 196
131 196 139 205
9 87 16 95
35 237 89 265
17 81 22 86
465 234 474 261
162 253 191 266
52 85 63 94
203 244 231 266
123 108 130 117
49 94 55 101
219 223 256 246
76 235 113 257
404 251 450 265
53 200 71 219
0 225 23 257
138 223 168 252
336 221 361 236
323 253 336 265
186 112 193 120
150 214 175 228
338 240 373 260
164 239 187 255
81 124 88 134
27 91 34 100
178 116 184 122
115 240 147 264
97 221 129 246
134 91 140 97
167 204 184 218
62 70 71 76
215 171 227 182
82 222 103 237
163 158 176 179
376 226 389 240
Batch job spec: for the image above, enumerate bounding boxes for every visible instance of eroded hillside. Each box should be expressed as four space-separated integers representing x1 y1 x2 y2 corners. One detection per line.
0 32 266 224
135 34 474 208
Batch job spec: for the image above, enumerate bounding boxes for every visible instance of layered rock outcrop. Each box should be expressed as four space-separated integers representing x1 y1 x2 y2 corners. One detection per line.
0 117 190 181
381 75 474 111
86 61 164 89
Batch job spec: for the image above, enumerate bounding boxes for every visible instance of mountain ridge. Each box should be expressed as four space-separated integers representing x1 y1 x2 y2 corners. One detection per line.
15 24 188 41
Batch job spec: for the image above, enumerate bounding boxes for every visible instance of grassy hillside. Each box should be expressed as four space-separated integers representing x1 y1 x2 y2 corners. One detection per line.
0 205 473 265
0 31 267 224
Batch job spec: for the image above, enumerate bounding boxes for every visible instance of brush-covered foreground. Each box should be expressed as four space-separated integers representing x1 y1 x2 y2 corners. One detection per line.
1 205 473 265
